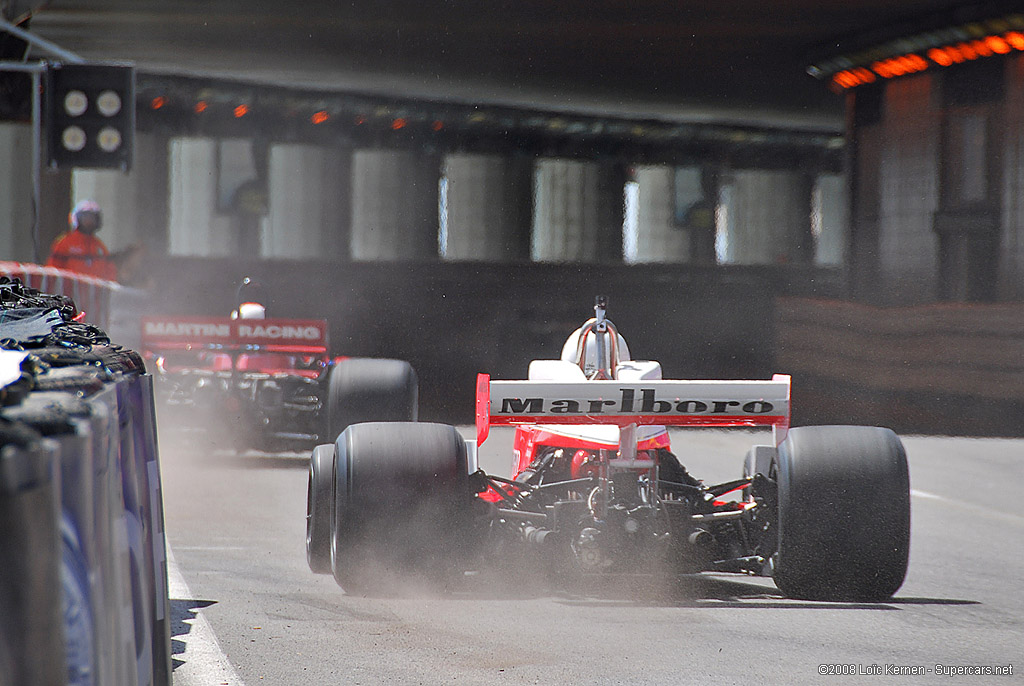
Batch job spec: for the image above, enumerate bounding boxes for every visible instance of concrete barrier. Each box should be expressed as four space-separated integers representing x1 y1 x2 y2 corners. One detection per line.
0 426 64 686
0 274 170 686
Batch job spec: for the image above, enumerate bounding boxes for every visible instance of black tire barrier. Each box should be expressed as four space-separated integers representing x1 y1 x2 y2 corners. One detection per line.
0 276 170 686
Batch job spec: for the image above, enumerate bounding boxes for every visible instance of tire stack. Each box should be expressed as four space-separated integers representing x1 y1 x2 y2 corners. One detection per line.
0 277 171 686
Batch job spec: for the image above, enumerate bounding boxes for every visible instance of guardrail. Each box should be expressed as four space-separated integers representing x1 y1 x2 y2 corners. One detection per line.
1 275 170 686
0 261 117 331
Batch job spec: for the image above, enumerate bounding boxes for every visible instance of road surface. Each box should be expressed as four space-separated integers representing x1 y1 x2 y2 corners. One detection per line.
161 428 1023 685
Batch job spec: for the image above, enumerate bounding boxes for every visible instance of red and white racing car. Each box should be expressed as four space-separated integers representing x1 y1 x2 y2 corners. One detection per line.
306 297 910 601
141 314 417 451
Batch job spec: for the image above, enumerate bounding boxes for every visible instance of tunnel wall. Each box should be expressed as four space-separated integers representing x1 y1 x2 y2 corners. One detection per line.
132 258 815 423
777 297 1024 436
117 258 1024 435
848 52 1024 305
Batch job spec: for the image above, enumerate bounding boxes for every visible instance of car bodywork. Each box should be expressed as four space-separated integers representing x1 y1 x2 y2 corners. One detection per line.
473 368 792 578
141 315 329 450
308 299 910 601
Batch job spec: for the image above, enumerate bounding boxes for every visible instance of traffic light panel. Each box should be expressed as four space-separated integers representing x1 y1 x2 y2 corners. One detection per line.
45 63 135 170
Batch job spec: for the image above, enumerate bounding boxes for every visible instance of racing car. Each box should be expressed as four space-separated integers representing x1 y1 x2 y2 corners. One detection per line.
141 313 417 452
305 297 910 601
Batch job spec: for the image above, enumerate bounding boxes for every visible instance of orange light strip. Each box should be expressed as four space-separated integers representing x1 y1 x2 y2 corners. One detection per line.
831 30 1024 90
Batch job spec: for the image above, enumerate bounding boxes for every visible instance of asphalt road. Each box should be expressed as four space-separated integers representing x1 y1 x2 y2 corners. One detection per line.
162 428 1024 685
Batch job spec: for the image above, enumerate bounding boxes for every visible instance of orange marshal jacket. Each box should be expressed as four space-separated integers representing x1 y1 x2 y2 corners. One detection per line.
45 230 118 281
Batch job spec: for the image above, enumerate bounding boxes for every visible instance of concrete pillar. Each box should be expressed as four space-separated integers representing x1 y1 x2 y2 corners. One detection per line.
72 132 170 256
532 158 624 262
633 165 688 263
167 138 235 257
264 143 350 260
813 173 848 265
441 153 532 261
878 76 940 301
350 149 440 260
849 75 940 303
0 123 36 261
721 169 813 265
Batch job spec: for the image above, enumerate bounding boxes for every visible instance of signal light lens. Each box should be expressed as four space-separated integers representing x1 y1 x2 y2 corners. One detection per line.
234 104 249 118
63 90 88 117
151 96 167 110
311 110 329 125
97 127 122 152
61 126 87 151
96 90 122 117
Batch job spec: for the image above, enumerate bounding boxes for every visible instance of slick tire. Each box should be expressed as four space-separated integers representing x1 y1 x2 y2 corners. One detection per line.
327 358 418 442
773 426 910 601
330 422 470 595
306 443 336 574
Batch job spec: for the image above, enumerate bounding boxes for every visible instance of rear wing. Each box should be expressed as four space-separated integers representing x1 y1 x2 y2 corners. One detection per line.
140 316 329 355
476 373 791 446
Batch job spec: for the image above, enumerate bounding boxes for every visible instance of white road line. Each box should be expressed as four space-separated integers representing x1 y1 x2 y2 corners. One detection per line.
910 488 1024 526
167 545 246 686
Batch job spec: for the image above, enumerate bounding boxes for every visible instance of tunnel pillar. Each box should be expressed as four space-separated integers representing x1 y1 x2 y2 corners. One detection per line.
632 165 720 263
441 153 532 260
168 138 237 256
849 76 941 303
634 166 688 264
532 158 625 262
814 173 848 265
722 169 814 265
264 143 350 259
350 149 441 260
0 123 36 261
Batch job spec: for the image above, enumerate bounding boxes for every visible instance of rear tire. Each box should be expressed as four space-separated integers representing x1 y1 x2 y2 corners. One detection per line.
330 422 470 595
773 426 910 601
327 358 418 441
306 444 335 574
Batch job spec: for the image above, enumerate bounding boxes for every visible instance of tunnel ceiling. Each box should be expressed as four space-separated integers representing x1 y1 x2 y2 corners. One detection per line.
14 1 1008 131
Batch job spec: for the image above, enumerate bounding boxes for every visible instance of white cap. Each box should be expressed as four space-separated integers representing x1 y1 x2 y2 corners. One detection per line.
234 302 266 320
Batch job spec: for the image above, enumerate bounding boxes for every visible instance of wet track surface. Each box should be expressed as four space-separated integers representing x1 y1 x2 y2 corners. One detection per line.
162 429 1024 685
